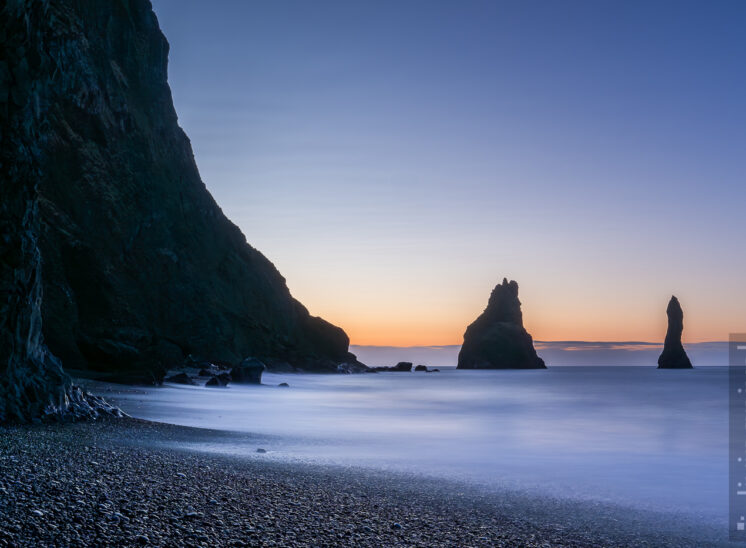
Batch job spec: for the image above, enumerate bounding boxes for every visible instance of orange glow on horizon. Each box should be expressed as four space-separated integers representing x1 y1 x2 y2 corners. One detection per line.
336 307 740 347
289 267 746 348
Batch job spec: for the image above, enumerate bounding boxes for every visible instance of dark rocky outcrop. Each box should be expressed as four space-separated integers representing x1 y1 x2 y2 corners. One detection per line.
230 358 265 385
657 296 693 369
373 362 413 372
0 0 124 422
457 279 546 369
164 373 197 386
205 373 231 388
1 0 366 417
414 365 428 372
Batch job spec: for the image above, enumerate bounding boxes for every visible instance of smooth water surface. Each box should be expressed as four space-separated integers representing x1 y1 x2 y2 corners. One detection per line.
107 367 727 522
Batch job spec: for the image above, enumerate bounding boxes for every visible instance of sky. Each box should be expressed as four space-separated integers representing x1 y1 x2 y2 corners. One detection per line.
151 0 746 346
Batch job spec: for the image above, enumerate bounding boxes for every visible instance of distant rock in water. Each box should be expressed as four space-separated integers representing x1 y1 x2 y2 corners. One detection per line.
414 365 428 372
657 296 693 369
371 362 413 373
457 279 546 369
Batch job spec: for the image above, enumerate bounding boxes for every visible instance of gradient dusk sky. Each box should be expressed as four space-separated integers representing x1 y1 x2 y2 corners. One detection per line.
150 0 745 346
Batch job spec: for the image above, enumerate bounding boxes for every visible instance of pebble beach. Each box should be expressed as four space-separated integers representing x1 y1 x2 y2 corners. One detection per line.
0 418 728 547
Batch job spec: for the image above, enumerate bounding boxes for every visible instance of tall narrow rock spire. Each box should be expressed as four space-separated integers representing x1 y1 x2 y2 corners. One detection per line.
657 296 693 369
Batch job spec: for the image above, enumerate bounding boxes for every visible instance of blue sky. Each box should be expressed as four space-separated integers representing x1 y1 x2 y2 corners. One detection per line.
151 0 746 345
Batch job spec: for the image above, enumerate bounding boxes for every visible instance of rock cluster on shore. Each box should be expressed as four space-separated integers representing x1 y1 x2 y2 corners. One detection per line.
657 296 693 369
457 279 546 369
163 357 269 388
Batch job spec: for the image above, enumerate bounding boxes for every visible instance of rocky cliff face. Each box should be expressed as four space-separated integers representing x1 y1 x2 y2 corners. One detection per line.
1 0 122 421
457 279 546 369
0 0 69 420
657 296 693 369
2 0 363 399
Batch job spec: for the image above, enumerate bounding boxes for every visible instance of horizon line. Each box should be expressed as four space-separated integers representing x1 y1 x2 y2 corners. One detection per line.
349 340 729 349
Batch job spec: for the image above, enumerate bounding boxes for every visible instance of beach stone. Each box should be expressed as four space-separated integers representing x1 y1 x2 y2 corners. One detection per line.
278 382 289 387
256 448 267 454
206 373 230 387
164 373 196 385
231 358 266 384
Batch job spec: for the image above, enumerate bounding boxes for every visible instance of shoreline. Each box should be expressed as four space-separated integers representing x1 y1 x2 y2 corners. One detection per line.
0 418 728 547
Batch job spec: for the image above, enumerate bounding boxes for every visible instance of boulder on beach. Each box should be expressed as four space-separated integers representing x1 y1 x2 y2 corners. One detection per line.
231 358 266 384
657 296 693 369
457 279 546 369
164 373 197 385
205 373 231 387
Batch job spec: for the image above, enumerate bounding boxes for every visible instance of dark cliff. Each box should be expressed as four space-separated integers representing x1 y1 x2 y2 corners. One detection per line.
657 296 693 369
2 0 363 398
1 0 120 421
457 279 546 369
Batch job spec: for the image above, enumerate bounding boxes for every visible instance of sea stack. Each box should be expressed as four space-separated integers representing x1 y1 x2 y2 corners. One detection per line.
457 279 546 369
657 296 693 369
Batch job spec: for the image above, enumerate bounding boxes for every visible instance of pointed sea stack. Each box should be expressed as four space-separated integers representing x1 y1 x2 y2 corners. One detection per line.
657 296 693 369
457 279 546 369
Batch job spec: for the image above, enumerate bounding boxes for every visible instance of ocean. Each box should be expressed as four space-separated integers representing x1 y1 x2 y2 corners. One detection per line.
108 366 727 524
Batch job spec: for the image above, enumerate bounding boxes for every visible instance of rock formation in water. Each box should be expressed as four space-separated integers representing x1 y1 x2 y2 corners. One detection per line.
657 296 693 369
372 362 413 372
457 279 546 369
0 0 365 412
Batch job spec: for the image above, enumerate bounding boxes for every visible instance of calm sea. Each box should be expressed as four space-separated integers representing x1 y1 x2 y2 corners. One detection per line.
108 366 727 523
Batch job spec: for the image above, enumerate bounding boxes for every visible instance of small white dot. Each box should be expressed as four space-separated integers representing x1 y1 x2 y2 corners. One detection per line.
739 389 743 393
739 482 742 487
739 457 743 462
